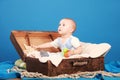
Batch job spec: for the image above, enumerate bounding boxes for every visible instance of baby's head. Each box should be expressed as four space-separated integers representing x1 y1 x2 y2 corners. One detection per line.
58 18 76 35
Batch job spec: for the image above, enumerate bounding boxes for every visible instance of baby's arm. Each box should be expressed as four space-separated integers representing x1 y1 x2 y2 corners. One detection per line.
71 46 82 55
32 38 59 50
32 42 53 49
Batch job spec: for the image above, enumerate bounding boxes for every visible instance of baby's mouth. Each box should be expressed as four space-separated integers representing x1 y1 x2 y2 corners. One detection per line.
58 29 61 32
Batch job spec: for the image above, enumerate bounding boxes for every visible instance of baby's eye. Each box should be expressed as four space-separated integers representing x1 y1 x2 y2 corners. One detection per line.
63 24 65 26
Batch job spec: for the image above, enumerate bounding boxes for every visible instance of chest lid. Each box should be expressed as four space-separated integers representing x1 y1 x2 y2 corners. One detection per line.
10 30 60 61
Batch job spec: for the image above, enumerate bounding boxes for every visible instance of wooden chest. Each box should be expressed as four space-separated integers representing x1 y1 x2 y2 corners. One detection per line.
10 30 104 76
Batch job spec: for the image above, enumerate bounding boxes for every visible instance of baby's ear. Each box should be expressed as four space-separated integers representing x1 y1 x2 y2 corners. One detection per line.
70 27 74 33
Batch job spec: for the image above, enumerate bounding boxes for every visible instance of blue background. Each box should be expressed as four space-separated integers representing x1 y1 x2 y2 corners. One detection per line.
0 0 120 63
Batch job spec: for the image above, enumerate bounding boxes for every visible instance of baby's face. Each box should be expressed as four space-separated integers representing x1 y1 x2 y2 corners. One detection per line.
58 19 74 35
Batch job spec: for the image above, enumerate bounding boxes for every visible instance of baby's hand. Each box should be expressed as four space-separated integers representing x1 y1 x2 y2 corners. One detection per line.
31 45 38 49
31 45 42 51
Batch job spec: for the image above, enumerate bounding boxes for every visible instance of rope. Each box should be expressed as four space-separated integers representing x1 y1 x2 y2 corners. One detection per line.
9 66 120 79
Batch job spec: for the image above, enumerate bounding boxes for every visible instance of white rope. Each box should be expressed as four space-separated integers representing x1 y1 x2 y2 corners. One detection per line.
9 66 120 79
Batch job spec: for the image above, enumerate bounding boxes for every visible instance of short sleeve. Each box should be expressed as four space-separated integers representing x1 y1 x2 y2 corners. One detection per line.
50 38 59 48
71 36 81 48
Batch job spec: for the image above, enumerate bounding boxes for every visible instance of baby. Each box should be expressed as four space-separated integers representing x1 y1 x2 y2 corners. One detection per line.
32 18 82 57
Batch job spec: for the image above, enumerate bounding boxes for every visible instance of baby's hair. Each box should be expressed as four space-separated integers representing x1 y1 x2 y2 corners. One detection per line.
62 18 76 32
